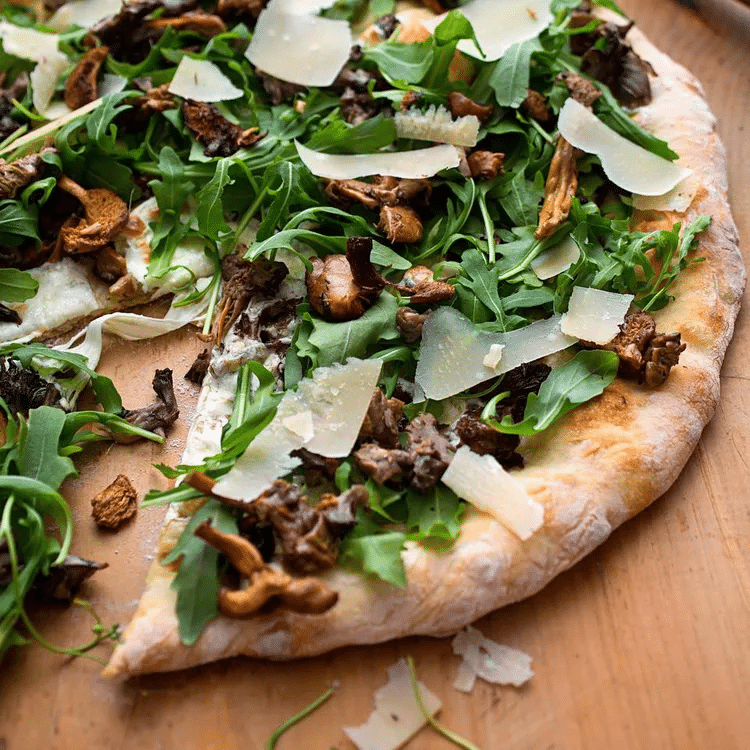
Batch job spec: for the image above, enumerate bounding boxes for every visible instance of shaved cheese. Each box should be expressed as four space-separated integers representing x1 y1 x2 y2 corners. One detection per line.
168 57 243 101
47 0 122 30
30 53 70 118
296 141 460 180
415 307 577 400
213 358 382 502
558 98 691 196
272 0 335 12
560 286 633 344
344 658 441 750
395 105 479 147
482 343 505 369
420 0 552 61
531 235 580 280
441 445 544 539
0 258 102 343
98 73 128 97
0 21 61 62
452 626 534 692
632 171 700 212
245 6 351 87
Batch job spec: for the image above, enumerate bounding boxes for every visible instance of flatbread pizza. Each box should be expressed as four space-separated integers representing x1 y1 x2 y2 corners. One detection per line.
0 0 743 684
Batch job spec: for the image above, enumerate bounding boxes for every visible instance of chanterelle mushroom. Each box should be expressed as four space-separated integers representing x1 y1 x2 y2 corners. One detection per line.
56 175 129 254
193 521 339 618
64 45 109 110
306 236 387 322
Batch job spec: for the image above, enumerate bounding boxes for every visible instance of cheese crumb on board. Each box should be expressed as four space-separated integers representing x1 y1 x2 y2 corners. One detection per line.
344 658 442 750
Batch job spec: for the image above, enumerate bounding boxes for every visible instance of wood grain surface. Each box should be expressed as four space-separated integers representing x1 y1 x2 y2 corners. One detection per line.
1 1 749 748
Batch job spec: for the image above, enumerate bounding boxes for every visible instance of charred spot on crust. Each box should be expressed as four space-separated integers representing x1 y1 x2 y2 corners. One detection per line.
181 99 266 158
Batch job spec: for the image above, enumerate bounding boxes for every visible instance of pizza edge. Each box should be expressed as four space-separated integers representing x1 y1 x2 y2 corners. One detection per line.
103 17 745 678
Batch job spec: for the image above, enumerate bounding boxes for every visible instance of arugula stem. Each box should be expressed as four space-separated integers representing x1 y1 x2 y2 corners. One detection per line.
406 657 481 750
477 190 496 265
265 686 334 750
528 117 554 144
233 184 270 247
201 273 222 337
1 495 117 662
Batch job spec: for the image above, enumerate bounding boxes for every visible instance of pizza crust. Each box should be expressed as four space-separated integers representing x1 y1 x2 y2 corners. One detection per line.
103 17 745 677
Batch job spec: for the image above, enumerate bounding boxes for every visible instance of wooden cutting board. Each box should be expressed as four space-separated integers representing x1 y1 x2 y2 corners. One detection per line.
1 1 749 748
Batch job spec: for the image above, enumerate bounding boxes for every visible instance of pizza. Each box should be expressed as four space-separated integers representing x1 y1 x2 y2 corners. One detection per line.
0 0 743 688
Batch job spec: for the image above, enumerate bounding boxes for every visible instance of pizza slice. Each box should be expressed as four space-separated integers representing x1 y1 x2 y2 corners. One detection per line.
0 0 743 679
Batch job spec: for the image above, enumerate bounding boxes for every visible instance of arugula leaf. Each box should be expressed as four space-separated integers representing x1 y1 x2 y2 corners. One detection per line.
85 92 133 152
455 248 506 327
195 156 234 239
17 407 76 489
0 199 38 245
488 39 540 108
339 511 407 588
163 500 238 646
298 291 400 369
481 350 620 435
405 485 465 543
0 268 37 303
363 41 435 84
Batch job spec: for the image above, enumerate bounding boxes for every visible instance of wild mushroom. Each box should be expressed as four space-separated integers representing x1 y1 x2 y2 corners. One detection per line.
535 136 578 240
0 145 57 200
306 236 386 322
64 45 109 110
181 99 266 158
55 175 129 255
447 91 495 123
467 150 505 181
193 521 339 618
117 368 179 441
392 266 455 305
378 205 423 244
142 11 226 37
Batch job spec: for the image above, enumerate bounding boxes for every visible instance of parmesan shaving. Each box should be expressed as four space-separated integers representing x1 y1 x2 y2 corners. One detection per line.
558 98 691 196
295 141 460 180
168 57 243 102
415 307 577 400
343 658 441 750
632 171 700 212
419 0 552 61
0 21 61 62
440 445 544 540
452 626 534 691
245 5 351 87
47 0 122 30
560 286 633 345
30 53 70 119
531 235 580 280
395 105 480 147
213 358 382 503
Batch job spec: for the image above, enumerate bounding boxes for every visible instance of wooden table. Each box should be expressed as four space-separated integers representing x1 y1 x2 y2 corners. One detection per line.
2 2 749 748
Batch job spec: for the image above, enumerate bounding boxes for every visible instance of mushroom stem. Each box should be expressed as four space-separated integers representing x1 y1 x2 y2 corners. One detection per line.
56 175 87 201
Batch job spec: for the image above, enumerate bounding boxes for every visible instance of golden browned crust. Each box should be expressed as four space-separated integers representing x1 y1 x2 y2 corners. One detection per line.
104 15 745 677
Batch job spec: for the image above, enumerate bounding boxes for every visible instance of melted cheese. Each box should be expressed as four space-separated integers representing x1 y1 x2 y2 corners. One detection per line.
0 258 104 343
